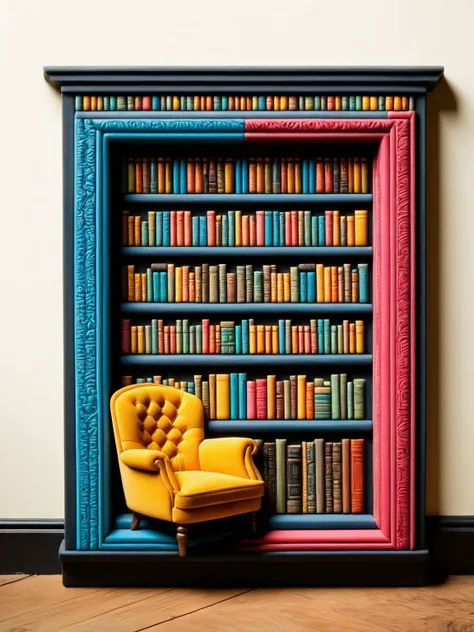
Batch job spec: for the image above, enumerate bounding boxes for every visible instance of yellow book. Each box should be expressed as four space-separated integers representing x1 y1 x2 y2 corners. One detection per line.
225 160 234 194
257 325 265 354
265 326 272 354
356 320 364 353
353 158 361 193
141 273 147 302
249 325 256 354
274 96 280 111
235 209 242 245
292 326 298 354
324 267 331 303
277 273 284 303
347 216 355 246
267 375 276 418
355 210 368 246
182 265 189 303
168 378 175 387
394 96 402 111
175 266 183 303
131 326 137 354
283 273 291 302
209 374 216 419
362 96 369 111
316 264 324 303
333 210 340 246
216 374 230 420
173 96 180 111
127 265 135 301
386 96 394 110
165 158 172 194
370 96 378 111
157 158 165 194
272 326 279 354
331 266 338 303
361 158 369 194
134 216 141 246
271 272 277 303
297 375 307 419
349 323 356 353
280 96 288 110
137 325 145 354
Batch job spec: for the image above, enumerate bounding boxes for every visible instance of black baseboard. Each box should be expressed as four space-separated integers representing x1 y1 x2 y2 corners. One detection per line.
0 520 63 574
2 517 474 579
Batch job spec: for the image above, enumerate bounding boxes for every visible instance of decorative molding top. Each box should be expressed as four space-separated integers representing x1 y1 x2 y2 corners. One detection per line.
44 66 444 93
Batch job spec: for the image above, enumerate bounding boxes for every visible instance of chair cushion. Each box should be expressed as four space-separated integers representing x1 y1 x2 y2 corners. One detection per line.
174 471 264 510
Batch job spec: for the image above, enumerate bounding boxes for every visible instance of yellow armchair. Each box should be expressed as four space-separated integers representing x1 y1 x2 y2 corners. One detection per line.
110 383 264 555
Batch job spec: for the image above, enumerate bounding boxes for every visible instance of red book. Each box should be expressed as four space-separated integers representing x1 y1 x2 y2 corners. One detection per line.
158 320 164 354
202 319 210 354
207 211 216 247
304 325 311 354
170 211 177 247
324 158 333 193
121 319 131 354
247 381 256 419
291 210 298 246
316 158 324 193
170 326 176 354
184 211 192 247
143 96 152 110
325 211 333 246
176 210 184 246
256 378 267 420
209 325 216 354
351 439 365 513
164 326 170 354
256 211 265 246
298 326 304 353
249 215 256 246
215 325 221 354
285 211 292 246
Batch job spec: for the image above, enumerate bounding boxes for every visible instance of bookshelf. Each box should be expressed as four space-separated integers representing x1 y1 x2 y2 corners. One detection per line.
45 65 443 587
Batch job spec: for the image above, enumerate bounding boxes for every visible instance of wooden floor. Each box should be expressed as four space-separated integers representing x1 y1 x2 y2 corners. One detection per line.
1 575 474 631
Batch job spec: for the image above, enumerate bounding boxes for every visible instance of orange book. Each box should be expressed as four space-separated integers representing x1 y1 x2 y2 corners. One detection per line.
215 325 221 354
256 158 264 193
298 326 304 353
246 97 252 111
163 326 170 354
235 210 242 246
362 96 369 111
267 375 276 419
394 96 402 111
184 211 192 247
332 210 340 246
170 211 177 247
361 158 369 194
182 265 189 303
135 159 143 193
257 325 265 354
274 96 280 111
304 325 311 354
165 159 172 194
175 266 183 303
352 270 359 303
137 326 145 354
195 158 204 193
287 159 295 194
209 325 216 354
324 267 331 302
316 264 324 303
292 326 298 354
134 273 141 302
306 382 314 419
127 216 134 246
347 216 355 246
343 320 350 353
271 272 277 303
265 325 272 354
349 324 356 352
385 96 394 110
216 374 230 420
335 96 342 110
134 216 141 246
355 210 368 246
294 158 302 194
370 96 378 111
173 96 180 111
228 96 235 111
297 375 307 419
127 265 135 301
242 215 249 246
249 215 256 246
353 158 361 193
281 157 288 193
157 157 165 193
130 326 137 354
225 159 234 193
249 158 257 193
249 325 256 354
272 326 279 354
402 96 409 111
187 160 195 193
141 273 147 302
176 210 184 246
277 273 284 303
240 96 246 110
356 320 364 353
338 266 344 303
283 273 291 302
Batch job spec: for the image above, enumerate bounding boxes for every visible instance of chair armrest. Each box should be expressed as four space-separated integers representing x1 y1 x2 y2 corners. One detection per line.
119 449 180 493
199 437 262 480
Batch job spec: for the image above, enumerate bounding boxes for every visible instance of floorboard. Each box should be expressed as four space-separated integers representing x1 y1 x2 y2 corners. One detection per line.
0 575 30 587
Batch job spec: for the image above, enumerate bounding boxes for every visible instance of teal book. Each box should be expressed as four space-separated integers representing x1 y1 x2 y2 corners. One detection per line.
151 319 158 354
307 271 316 303
318 215 325 245
152 96 159 110
235 325 242 354
188 382 195 394
192 217 199 246
299 271 307 303
141 221 149 246
235 159 242 194
331 325 337 354
228 210 236 247
156 212 163 246
259 96 266 110
314 96 321 111
304 211 311 247
222 96 229 110
317 319 324 354
347 381 354 419
214 96 222 111
163 212 171 246
324 319 331 354
110 96 117 110
242 319 249 354
146 377 153 383
349 96 356 111
222 216 229 246
153 272 160 302
150 159 158 193
147 269 153 301
176 320 182 354
254 271 263 302
273 211 279 246
230 373 239 420
179 160 187 194
379 96 385 111
331 374 341 419
279 212 285 245
265 211 273 246
242 158 249 193
189 325 196 354
309 158 316 193
173 160 180 193
238 373 247 420
358 264 369 303
103 96 110 111
356 95 362 111
136 378 144 384
302 159 309 193
183 319 190 354
311 216 318 246
159 272 168 302
279 319 285 354
199 216 207 246
342 96 349 110
196 324 202 354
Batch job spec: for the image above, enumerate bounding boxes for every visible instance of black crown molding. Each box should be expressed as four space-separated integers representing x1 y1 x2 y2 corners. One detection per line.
43 66 444 93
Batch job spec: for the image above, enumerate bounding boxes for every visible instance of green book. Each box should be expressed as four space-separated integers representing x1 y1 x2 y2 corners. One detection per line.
304 211 311 247
254 271 263 303
331 374 340 419
145 325 152 354
176 320 182 354
340 373 347 420
275 438 287 514
183 319 190 354
195 324 202 354
141 220 149 246
189 325 196 354
354 378 365 420
331 325 337 354
218 263 227 303
151 319 158 354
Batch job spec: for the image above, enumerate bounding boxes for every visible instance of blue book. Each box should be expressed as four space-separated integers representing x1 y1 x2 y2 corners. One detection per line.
273 211 280 246
228 210 236 247
302 159 309 193
173 160 180 194
179 160 187 194
110 96 117 110
311 216 318 246
258 96 266 110
318 215 325 246
242 158 249 193
222 216 229 247
238 373 247 420
230 373 239 420
309 159 316 193
279 212 285 246
160 272 168 302
242 319 249 354
349 95 356 111
150 160 158 194
199 216 207 246
235 325 242 354
147 269 153 301
163 212 171 246
317 319 324 354
299 271 307 303
265 211 273 246
235 159 242 194
192 217 199 246
358 264 369 303
307 271 316 303
324 319 331 354
278 319 285 354
153 272 160 302
156 211 163 246
222 96 229 111
151 319 158 354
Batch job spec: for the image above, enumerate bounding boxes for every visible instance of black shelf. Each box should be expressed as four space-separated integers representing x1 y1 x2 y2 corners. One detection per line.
206 419 372 434
121 246 373 258
121 303 373 315
120 354 372 367
124 194 373 204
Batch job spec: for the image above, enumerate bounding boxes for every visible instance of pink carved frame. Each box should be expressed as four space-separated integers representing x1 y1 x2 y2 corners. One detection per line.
243 113 416 551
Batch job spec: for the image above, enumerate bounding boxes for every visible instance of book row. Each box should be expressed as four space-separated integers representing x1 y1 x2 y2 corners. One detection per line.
76 94 414 112
120 373 366 421
123 262 370 304
123 156 370 195
260 438 365 514
121 318 366 355
122 209 369 248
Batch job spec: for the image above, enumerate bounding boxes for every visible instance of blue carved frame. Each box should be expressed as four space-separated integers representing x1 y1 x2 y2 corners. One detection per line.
74 117 245 550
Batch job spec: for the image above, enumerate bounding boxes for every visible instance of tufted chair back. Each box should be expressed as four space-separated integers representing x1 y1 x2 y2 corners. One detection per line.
111 384 205 471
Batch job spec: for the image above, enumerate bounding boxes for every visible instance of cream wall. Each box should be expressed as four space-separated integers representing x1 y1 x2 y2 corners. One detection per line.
0 0 472 519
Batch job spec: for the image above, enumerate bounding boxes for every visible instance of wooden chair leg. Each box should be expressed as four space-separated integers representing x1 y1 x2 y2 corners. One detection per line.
176 525 188 557
130 512 141 531
250 511 258 535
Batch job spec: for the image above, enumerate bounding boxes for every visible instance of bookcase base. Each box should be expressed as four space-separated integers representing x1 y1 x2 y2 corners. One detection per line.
60 542 435 588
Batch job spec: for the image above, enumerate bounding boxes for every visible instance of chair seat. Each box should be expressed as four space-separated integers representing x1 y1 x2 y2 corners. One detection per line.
174 470 264 510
